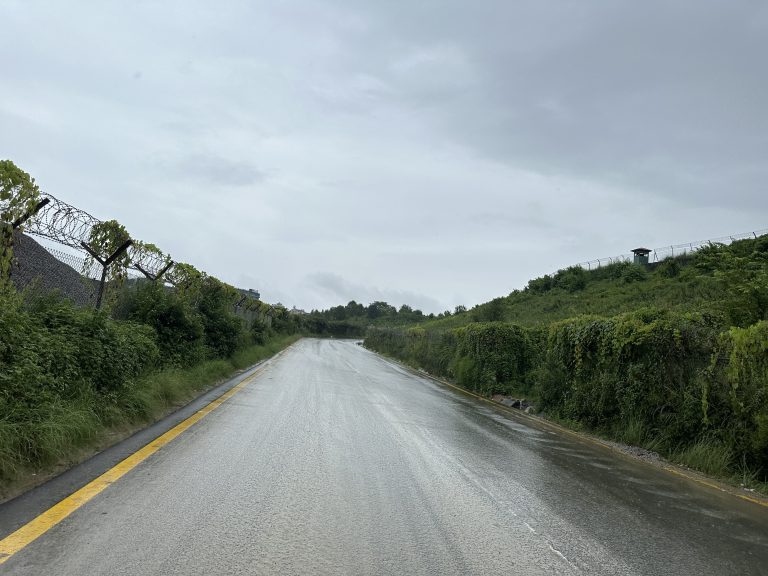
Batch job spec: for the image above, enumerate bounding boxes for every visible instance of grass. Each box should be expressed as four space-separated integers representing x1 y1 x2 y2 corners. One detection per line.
672 438 734 477
0 334 299 498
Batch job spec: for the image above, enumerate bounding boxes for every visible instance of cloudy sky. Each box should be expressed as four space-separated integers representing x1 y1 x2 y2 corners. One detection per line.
2 1 766 312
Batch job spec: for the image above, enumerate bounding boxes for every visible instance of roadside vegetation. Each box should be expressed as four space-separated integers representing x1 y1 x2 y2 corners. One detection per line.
2 160 766 496
0 282 300 492
0 161 302 493
365 236 768 491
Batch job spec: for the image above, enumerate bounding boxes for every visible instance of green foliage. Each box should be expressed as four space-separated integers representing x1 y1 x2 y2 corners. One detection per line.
365 236 768 483
451 323 535 395
704 321 768 472
0 280 299 484
166 262 204 303
527 266 588 294
303 298 430 338
197 277 244 358
656 256 682 278
366 322 535 397
673 438 733 477
621 264 648 284
3 290 159 398
366 300 397 319
472 297 506 322
83 219 132 308
538 309 716 443
554 266 588 292
85 219 131 267
250 317 271 345
0 160 41 280
113 281 205 366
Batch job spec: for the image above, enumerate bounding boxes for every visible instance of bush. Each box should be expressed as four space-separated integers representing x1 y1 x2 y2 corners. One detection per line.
621 264 648 284
0 288 160 479
451 323 535 395
705 321 768 472
553 266 588 292
656 258 678 278
197 277 243 358
114 282 205 367
538 309 715 438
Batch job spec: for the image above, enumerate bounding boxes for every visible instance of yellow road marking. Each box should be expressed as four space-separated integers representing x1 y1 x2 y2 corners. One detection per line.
381 353 768 509
0 359 276 565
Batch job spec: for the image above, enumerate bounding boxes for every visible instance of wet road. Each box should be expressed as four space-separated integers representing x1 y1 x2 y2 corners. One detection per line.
3 338 767 575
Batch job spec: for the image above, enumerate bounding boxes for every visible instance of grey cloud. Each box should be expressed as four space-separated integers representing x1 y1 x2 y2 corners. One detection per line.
1 0 766 314
329 0 768 203
305 272 443 314
163 154 267 187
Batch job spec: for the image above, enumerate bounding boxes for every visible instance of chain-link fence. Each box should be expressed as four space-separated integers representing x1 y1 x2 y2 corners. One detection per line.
11 233 100 306
576 228 768 270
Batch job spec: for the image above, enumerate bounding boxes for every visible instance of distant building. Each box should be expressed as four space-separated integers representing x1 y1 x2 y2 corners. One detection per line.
289 306 307 315
631 247 652 266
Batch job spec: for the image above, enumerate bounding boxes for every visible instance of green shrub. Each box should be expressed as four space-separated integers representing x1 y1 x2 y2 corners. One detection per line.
538 309 716 437
197 277 243 358
705 321 768 471
0 279 297 484
451 323 534 395
621 264 648 284
114 282 205 367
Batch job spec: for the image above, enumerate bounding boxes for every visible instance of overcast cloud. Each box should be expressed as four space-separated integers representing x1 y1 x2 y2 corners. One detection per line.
2 0 766 312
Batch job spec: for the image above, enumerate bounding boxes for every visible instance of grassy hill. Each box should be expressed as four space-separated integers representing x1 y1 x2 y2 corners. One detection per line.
365 234 768 489
425 236 767 330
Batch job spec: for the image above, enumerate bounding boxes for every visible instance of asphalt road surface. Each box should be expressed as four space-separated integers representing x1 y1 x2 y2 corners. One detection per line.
2 339 767 575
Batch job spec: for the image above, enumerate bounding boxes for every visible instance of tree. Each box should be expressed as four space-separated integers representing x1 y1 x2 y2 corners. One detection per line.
328 305 347 320
345 300 365 317
0 160 41 281
197 276 243 358
167 262 204 304
83 219 133 308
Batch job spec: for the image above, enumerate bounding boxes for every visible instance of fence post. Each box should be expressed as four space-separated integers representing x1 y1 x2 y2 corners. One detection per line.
135 260 174 282
81 238 133 309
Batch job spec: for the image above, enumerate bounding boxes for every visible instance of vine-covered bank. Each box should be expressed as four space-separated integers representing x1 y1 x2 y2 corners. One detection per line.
366 235 768 487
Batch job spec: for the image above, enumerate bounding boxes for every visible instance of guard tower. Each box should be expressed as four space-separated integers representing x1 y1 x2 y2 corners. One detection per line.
631 247 652 266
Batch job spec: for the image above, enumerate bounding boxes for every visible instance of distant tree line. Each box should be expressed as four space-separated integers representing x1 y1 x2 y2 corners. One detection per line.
302 300 468 338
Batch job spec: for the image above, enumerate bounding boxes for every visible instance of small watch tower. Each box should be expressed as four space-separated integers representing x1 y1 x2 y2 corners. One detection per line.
631 247 652 266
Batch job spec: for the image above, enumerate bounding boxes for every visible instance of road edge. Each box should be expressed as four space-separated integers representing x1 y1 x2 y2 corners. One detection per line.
362 344 768 509
0 340 298 544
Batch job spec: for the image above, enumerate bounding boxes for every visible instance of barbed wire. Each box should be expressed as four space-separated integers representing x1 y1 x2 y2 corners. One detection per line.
576 228 768 270
128 244 173 280
23 193 172 279
7 191 266 313
25 194 100 250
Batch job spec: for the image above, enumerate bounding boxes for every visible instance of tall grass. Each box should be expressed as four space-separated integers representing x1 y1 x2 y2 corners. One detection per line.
0 335 299 493
673 439 733 477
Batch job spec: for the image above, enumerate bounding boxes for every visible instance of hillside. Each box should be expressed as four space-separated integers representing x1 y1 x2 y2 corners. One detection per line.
364 234 768 489
424 235 768 331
